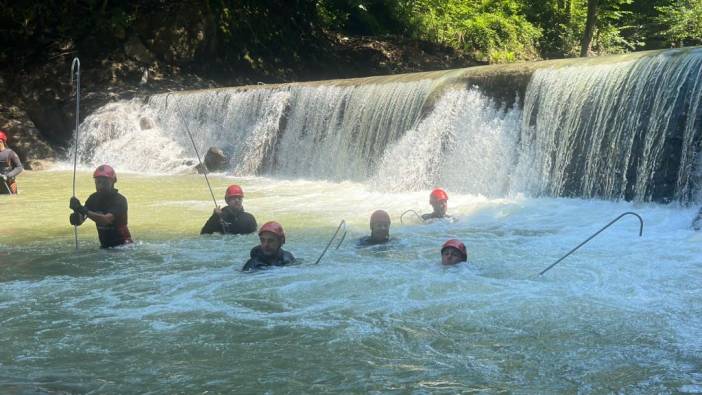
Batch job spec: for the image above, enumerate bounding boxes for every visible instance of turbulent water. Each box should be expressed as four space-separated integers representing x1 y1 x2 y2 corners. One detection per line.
3 48 702 392
1 171 701 393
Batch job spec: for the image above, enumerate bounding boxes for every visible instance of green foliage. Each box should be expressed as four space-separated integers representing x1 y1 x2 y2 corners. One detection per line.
655 0 702 46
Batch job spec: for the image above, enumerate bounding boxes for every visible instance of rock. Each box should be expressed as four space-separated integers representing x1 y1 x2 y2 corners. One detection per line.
196 146 229 173
124 35 156 64
24 159 55 171
693 207 702 231
140 117 155 130
0 104 56 162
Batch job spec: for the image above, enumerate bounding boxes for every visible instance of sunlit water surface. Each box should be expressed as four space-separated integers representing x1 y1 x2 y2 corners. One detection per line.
1 171 701 393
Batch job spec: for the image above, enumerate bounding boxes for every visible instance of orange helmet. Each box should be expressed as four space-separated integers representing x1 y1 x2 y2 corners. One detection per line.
430 188 448 203
370 210 391 227
441 239 467 261
93 164 117 182
225 184 244 199
259 221 285 244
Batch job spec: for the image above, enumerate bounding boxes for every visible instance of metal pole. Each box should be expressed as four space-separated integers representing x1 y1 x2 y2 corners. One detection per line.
539 211 644 276
70 57 80 250
400 209 423 224
314 220 346 264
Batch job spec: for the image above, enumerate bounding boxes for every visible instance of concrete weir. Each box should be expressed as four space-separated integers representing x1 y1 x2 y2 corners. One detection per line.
78 47 702 203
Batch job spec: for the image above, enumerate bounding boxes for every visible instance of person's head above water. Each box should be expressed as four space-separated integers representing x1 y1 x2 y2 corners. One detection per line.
369 210 391 242
441 239 467 265
429 188 448 217
258 221 285 257
93 164 117 193
224 184 244 211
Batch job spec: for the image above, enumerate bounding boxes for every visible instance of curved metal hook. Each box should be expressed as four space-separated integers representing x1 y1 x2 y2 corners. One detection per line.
539 211 644 276
400 209 423 224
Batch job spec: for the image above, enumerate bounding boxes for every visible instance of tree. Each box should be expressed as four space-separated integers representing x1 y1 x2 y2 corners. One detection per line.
580 0 599 56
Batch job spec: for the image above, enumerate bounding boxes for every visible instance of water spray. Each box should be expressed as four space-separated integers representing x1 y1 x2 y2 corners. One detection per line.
538 211 644 276
314 220 347 265
70 57 80 250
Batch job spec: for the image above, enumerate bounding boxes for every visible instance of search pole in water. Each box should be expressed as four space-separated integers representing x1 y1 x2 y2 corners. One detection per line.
70 57 80 250
175 106 218 208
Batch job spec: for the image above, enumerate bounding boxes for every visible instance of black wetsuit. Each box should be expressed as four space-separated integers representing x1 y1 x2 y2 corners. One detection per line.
84 189 132 248
357 236 393 247
200 206 257 235
421 212 452 221
0 148 23 194
242 246 295 271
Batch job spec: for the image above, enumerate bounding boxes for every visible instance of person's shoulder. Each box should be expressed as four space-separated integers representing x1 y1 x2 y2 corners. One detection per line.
280 249 296 264
356 236 373 246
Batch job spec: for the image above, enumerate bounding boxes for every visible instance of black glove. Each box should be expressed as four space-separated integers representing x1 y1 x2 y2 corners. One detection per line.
69 212 83 226
70 197 88 215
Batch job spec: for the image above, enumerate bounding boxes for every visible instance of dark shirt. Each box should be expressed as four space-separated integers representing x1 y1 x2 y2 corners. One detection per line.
201 206 257 235
84 189 132 248
0 148 23 178
421 213 454 222
357 236 392 247
242 246 296 271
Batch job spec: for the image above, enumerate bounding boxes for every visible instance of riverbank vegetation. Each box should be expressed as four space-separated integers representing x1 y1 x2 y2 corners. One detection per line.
0 0 700 163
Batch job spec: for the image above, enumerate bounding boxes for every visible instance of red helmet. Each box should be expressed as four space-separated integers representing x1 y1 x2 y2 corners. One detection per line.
370 210 391 227
93 164 117 182
225 184 244 199
259 221 285 244
430 188 448 203
0 130 7 142
441 239 467 261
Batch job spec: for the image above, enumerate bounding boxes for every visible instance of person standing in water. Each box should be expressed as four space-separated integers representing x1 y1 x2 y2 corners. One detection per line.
422 188 451 221
242 221 296 271
693 207 702 231
69 164 133 248
358 210 393 246
441 239 468 265
0 130 24 195
201 184 257 235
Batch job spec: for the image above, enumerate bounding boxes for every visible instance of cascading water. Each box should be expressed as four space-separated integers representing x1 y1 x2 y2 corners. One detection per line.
514 49 702 203
76 48 702 202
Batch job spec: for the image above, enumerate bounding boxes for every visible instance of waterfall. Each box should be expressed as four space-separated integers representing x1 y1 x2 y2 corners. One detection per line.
514 49 702 202
76 48 702 202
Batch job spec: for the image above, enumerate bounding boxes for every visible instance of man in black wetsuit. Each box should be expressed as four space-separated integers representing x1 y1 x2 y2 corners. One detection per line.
441 239 468 265
201 184 257 235
0 130 23 195
358 210 392 246
421 188 450 221
69 164 133 248
242 221 295 271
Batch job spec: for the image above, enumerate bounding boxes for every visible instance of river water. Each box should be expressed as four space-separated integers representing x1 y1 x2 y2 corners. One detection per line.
1 171 701 393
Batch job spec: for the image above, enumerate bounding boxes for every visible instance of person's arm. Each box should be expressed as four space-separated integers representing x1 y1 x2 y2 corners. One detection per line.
244 213 257 234
200 212 223 234
70 196 116 226
6 151 23 178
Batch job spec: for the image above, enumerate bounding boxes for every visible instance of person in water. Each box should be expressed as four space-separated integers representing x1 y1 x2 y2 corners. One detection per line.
358 210 392 246
69 164 133 248
422 188 450 221
242 221 296 271
0 130 23 195
201 184 257 235
693 207 702 231
441 239 468 265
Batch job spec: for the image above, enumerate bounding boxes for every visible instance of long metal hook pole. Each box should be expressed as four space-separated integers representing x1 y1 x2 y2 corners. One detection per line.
70 57 80 250
315 220 346 264
539 211 644 276
400 209 423 224
165 94 218 208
